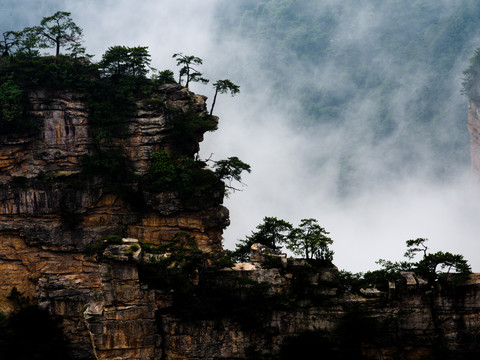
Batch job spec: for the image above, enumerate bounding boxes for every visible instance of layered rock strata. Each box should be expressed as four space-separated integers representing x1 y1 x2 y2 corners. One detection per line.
2 85 480 359
0 84 228 358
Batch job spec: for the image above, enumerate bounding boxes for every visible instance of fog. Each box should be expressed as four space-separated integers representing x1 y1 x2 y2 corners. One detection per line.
3 0 480 272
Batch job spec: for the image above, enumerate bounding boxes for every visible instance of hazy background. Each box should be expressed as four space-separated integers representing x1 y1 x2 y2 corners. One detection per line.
2 0 480 272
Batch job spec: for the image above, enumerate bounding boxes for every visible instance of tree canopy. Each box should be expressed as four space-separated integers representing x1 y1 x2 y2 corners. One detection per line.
99 45 151 78
287 218 333 261
36 11 84 57
375 238 471 286
210 79 240 115
213 156 251 193
234 217 293 260
233 216 334 265
173 53 209 88
0 31 19 57
404 238 471 282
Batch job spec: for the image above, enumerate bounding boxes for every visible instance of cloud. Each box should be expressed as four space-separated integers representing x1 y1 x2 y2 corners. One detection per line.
199 1 480 272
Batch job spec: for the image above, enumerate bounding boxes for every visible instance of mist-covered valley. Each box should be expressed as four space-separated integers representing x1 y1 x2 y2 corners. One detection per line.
3 0 480 272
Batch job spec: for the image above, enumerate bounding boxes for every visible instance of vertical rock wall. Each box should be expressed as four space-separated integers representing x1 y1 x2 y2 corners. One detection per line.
0 84 228 359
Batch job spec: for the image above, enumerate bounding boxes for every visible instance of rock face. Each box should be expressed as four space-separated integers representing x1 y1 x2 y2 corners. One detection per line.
0 84 228 252
2 83 480 359
0 84 228 359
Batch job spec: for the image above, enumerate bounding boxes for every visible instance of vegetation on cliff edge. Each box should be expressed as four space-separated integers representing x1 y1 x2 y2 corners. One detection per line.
0 11 248 214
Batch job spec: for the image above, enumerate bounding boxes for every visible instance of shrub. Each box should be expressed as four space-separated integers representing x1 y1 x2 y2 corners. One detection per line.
0 78 37 135
152 69 176 85
86 78 137 141
149 150 179 190
84 235 123 258
80 149 130 181
166 111 217 156
124 243 141 258
5 56 95 91
147 151 222 207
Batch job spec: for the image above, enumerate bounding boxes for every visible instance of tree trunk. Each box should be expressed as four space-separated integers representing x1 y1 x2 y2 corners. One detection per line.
210 89 219 115
55 37 60 58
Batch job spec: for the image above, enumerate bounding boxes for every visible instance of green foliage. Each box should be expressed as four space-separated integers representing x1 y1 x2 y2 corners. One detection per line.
233 217 334 264
124 243 141 258
336 270 365 294
86 76 138 142
215 251 236 269
213 79 241 95
4 12 85 59
14 27 41 58
0 31 20 57
287 218 333 262
84 235 123 258
375 238 471 286
0 79 25 131
151 69 176 85
138 233 287 329
213 156 251 194
147 150 223 208
261 253 284 269
80 149 130 181
37 11 84 58
172 52 209 88
138 241 163 254
141 258 274 329
210 79 240 115
166 110 218 156
99 45 151 78
137 232 203 289
405 238 471 284
0 68 41 136
404 237 429 259
3 55 96 91
338 239 470 295
242 216 293 254
149 150 179 190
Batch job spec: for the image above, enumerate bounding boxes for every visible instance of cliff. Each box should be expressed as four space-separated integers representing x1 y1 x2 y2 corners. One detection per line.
1 73 480 359
0 81 229 359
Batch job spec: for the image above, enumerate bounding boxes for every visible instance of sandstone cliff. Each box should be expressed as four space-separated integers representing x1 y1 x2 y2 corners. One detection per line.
1 77 480 360
0 82 229 359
